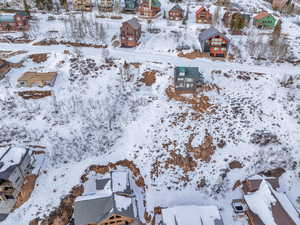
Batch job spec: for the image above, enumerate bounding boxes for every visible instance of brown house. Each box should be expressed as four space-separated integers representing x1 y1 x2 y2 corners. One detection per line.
168 4 184 21
242 177 300 225
17 72 57 87
73 0 92 11
0 13 29 32
120 18 141 48
0 59 10 79
138 0 161 18
195 7 212 24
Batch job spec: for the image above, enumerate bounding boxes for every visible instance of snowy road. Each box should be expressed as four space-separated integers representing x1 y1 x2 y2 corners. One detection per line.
1 42 299 75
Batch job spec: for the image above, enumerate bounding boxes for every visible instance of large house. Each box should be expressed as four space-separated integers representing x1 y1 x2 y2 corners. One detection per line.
74 171 140 225
99 0 114 12
0 13 29 31
242 177 300 225
73 0 92 11
168 4 184 21
17 72 57 88
198 27 230 57
195 7 212 24
123 0 139 12
0 59 10 80
138 0 161 18
253 12 276 29
120 17 141 48
161 205 224 225
174 67 204 94
0 146 33 215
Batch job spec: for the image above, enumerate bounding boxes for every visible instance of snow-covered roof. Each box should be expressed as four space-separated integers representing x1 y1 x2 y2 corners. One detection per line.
111 170 130 193
0 146 28 178
124 17 141 30
245 179 300 225
162 205 224 225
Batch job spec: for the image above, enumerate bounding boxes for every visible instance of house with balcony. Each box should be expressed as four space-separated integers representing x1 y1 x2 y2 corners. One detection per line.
198 27 230 57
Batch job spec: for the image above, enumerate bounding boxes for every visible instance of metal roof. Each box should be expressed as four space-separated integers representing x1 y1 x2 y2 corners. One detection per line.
170 4 184 12
174 67 203 79
124 17 141 30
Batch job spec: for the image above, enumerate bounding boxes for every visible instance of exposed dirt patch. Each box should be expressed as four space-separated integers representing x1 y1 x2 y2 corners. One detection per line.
177 51 208 59
14 174 38 209
29 53 49 63
186 131 216 162
18 91 52 99
140 70 157 86
232 180 241 190
229 160 244 169
166 86 216 114
165 150 197 173
259 167 286 178
0 50 27 59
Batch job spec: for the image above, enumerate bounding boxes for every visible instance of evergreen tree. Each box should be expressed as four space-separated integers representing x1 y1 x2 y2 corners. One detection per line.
230 13 245 34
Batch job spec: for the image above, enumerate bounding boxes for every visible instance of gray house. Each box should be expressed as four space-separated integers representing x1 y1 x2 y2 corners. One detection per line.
198 27 230 57
74 171 140 225
174 67 204 94
0 146 32 215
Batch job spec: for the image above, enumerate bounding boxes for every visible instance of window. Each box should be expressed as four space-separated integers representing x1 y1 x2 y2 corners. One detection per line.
5 195 14 199
179 72 185 76
214 47 219 51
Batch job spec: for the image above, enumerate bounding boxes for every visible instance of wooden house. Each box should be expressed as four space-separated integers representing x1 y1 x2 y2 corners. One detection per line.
195 7 212 24
138 0 161 18
198 27 230 58
0 59 10 80
17 72 57 88
123 0 139 12
0 13 29 32
253 12 276 29
168 4 184 21
242 177 300 225
120 18 141 47
73 0 92 11
99 0 114 12
174 67 204 94
74 171 141 225
0 146 33 214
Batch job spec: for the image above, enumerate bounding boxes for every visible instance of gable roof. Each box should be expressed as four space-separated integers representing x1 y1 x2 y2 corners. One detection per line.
142 0 161 8
254 12 272 20
198 27 229 49
74 171 137 225
170 4 184 12
124 17 141 30
162 205 224 225
174 67 203 79
0 146 29 180
244 180 300 225
196 6 209 15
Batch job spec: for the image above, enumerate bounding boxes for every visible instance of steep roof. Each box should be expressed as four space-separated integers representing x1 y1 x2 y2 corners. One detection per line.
74 171 137 225
196 6 209 15
198 27 229 43
254 12 272 20
162 205 224 225
124 17 141 30
142 0 161 8
170 4 184 12
244 180 300 225
0 146 29 180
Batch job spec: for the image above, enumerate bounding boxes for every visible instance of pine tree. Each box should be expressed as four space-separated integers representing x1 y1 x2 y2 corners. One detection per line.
230 13 245 34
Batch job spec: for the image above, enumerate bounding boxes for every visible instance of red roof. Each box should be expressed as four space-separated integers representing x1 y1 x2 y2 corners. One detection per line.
254 11 270 20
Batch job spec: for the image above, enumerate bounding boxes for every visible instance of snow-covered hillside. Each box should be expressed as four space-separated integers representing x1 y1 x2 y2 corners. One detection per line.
0 0 299 225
